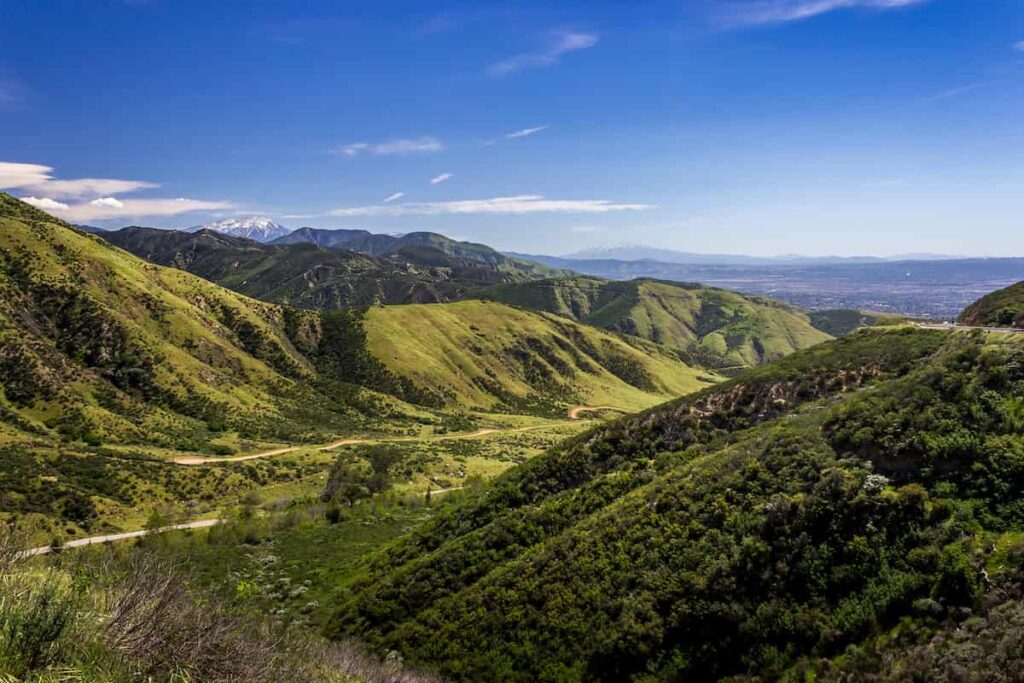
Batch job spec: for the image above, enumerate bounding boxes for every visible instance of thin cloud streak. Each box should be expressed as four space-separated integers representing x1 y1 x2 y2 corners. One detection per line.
336 137 444 157
0 161 158 198
430 173 453 185
328 195 652 217
718 0 930 28
384 192 405 202
489 31 598 77
506 126 549 139
924 81 986 102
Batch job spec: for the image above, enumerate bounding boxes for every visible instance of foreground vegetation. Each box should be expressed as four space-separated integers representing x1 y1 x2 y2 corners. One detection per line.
326 327 1024 681
0 523 442 682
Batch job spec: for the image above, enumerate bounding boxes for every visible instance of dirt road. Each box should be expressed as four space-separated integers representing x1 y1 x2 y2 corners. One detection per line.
567 405 627 420
22 518 223 557
173 420 597 466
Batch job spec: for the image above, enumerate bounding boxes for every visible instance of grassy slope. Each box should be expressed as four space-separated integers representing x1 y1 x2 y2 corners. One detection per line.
959 280 1024 327
327 327 1024 680
479 277 831 371
101 227 506 309
363 300 717 414
0 192 436 448
808 308 899 336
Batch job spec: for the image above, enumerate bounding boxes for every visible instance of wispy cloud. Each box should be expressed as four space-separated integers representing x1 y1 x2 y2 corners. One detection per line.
569 225 602 233
506 125 549 139
30 197 235 222
5 160 233 222
384 192 405 203
1014 41 1024 52
0 161 159 198
329 195 652 217
0 161 53 189
335 137 444 157
718 0 930 28
430 173 453 185
925 81 986 102
488 31 599 77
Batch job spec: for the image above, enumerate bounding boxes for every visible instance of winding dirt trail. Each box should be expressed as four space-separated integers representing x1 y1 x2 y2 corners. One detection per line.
173 405 628 466
173 413 616 466
24 407 630 555
567 405 628 420
22 518 224 557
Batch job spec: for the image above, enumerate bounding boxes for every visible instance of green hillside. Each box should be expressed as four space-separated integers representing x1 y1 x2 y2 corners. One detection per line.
0 194 723 533
808 308 898 336
362 300 718 414
328 325 1024 681
0 194 395 450
959 280 1024 327
101 226 526 309
480 276 831 371
274 227 570 281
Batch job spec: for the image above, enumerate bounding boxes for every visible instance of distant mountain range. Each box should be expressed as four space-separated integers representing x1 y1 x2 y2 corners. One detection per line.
554 245 964 265
190 216 291 242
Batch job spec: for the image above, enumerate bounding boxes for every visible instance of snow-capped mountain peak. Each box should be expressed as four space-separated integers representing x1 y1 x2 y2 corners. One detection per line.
191 216 291 242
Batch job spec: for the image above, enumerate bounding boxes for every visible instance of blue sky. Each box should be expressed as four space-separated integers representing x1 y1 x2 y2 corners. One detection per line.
0 0 1021 256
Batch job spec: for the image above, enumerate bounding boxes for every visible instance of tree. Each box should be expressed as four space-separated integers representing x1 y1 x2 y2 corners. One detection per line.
365 446 404 496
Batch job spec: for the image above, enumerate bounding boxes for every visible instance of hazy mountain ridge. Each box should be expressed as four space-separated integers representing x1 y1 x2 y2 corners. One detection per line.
506 253 1024 318
556 245 964 265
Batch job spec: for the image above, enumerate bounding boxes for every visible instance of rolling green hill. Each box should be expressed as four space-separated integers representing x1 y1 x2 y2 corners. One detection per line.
807 308 898 336
274 227 570 281
0 193 723 531
362 300 718 414
479 276 831 371
959 280 1024 327
100 226 530 309
328 325 1024 681
0 194 424 451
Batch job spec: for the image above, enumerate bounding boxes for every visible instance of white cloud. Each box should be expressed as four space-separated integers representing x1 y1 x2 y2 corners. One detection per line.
489 31 599 77
21 196 69 211
0 160 158 198
1014 41 1024 52
0 162 54 189
506 126 549 139
23 197 234 222
430 173 453 185
337 143 370 157
719 0 930 27
335 137 444 157
90 197 125 208
34 178 158 198
384 192 405 202
329 195 652 217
